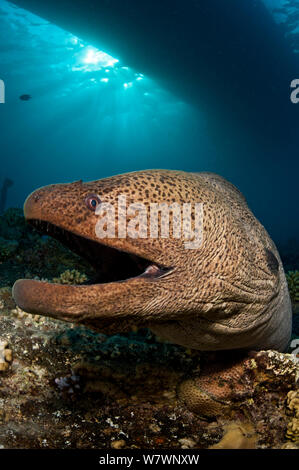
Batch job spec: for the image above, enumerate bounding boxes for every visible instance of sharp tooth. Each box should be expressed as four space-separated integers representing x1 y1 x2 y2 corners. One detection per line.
144 264 160 276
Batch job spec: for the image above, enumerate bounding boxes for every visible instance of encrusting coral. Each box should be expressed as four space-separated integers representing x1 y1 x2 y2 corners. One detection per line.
0 340 13 372
285 390 299 443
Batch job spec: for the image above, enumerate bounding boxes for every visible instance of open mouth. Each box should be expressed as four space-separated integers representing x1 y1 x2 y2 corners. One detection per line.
28 219 171 284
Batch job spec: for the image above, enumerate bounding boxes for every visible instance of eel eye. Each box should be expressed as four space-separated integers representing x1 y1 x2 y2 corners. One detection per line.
85 194 101 211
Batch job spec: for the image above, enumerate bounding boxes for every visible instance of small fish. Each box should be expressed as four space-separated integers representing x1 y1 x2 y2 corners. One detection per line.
19 94 31 101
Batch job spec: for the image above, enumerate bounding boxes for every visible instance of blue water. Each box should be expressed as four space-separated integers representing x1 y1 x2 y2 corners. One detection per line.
0 1 208 194
0 0 298 248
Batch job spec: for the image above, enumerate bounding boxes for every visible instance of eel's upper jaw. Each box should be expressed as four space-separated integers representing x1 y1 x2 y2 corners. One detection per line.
12 218 173 319
27 218 172 284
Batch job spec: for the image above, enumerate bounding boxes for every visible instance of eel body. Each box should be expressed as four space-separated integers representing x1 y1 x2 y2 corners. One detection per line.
12 170 292 352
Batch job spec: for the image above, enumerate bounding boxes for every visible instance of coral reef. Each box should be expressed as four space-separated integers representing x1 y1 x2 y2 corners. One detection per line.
0 236 19 261
287 270 299 303
0 208 24 262
285 390 299 443
0 287 297 449
0 208 298 449
52 270 88 285
0 208 93 287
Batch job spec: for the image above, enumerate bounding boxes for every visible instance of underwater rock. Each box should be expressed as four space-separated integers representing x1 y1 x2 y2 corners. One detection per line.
209 422 257 449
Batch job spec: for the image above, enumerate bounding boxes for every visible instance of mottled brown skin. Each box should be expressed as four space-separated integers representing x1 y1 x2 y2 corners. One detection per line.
12 170 292 353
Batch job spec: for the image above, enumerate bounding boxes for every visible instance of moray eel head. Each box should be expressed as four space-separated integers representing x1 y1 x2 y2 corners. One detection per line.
12 170 292 352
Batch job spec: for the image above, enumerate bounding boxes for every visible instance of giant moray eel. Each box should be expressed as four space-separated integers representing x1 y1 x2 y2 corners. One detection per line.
12 170 292 352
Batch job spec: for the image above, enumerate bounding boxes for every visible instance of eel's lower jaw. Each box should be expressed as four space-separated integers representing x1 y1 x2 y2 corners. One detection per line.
12 219 173 320
12 272 159 323
12 265 172 322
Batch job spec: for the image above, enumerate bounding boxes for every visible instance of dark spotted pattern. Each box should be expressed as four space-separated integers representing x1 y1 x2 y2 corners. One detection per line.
12 170 292 353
